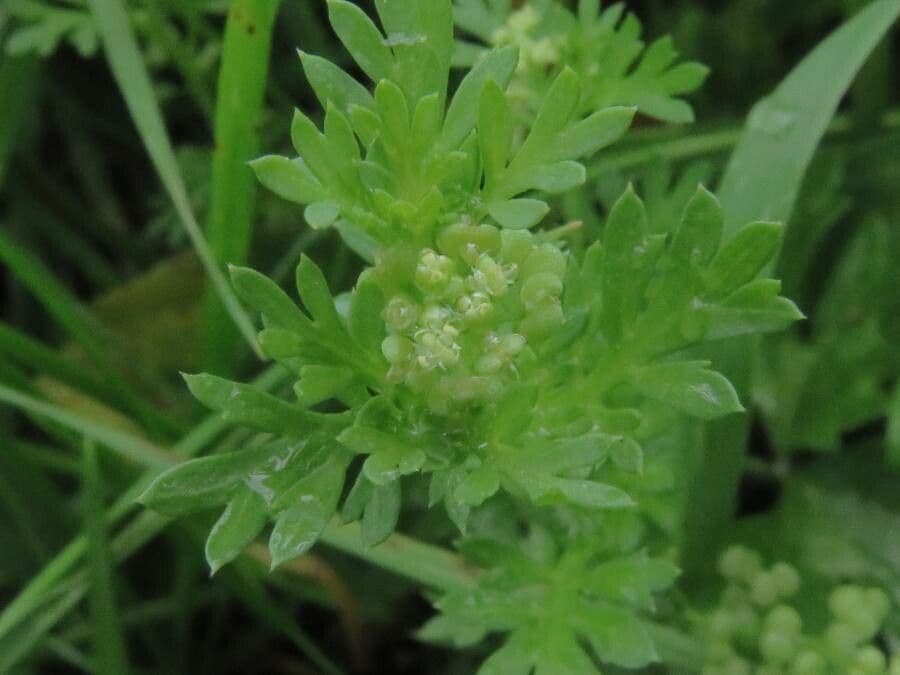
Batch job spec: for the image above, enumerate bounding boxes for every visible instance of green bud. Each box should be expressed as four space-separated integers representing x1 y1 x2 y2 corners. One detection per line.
436 223 501 261
415 249 456 292
719 546 763 583
457 292 493 323
710 609 736 639
470 254 512 297
383 295 418 332
766 605 802 636
751 571 781 607
382 335 414 364
760 629 796 665
520 243 567 280
520 298 565 340
792 651 826 675
830 587 865 621
826 621 861 654
500 228 535 265
520 272 564 311
707 639 734 662
854 646 886 675
771 563 801 597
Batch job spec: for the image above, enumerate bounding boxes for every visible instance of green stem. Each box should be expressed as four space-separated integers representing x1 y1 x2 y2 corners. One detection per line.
86 0 263 359
320 521 477 593
202 0 281 374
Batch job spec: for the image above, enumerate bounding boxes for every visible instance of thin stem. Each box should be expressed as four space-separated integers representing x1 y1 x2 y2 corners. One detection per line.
320 521 477 593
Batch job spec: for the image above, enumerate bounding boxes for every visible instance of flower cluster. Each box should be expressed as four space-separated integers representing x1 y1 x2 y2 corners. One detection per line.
376 223 565 412
699 546 896 675
491 6 562 75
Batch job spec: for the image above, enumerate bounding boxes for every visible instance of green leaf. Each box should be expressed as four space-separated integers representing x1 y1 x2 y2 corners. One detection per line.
524 67 581 150
442 45 518 149
670 185 722 267
577 604 657 668
139 446 271 516
704 221 783 297
601 186 646 342
296 255 342 329
454 465 501 507
268 458 346 568
341 471 373 523
703 279 804 340
326 0 393 83
477 631 533 675
250 156 325 206
183 373 310 434
488 198 549 230
304 201 340 229
294 365 355 407
338 426 426 485
478 79 512 191
515 471 634 510
529 161 586 194
585 553 679 610
633 361 743 420
205 488 269 575
299 49 375 114
553 107 636 161
610 437 643 474
361 480 401 547
229 265 313 334
348 278 386 353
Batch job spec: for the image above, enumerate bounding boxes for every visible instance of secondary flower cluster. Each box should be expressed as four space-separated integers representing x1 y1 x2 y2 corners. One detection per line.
376 223 565 412
699 546 896 675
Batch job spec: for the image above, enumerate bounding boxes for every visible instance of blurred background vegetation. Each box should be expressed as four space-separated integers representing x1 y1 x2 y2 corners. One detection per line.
0 1 898 673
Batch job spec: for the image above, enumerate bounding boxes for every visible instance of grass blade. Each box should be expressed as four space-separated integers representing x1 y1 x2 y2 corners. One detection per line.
0 55 40 187
0 384 173 468
203 0 281 373
83 440 131 675
0 366 288 646
718 0 900 231
85 0 262 358
681 0 900 587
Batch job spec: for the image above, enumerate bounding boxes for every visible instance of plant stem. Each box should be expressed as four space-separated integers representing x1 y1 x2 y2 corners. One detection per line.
320 521 477 593
203 0 281 374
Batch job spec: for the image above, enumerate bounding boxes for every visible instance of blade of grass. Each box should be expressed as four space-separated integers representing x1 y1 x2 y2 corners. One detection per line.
718 0 900 231
0 366 288 645
203 0 281 374
0 385 173 468
83 440 131 675
681 0 900 587
0 231 182 436
0 55 40 187
85 0 262 358
0 321 119 405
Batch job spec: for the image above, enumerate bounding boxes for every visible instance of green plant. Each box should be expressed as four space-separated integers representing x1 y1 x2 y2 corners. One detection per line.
135 0 816 669
1 0 899 673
